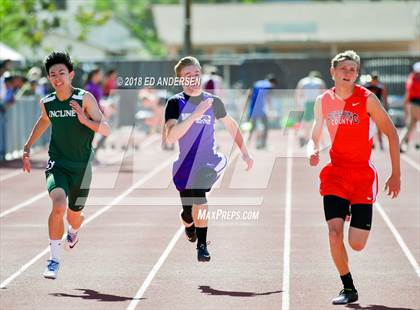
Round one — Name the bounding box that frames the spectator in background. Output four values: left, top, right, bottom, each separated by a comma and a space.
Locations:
247, 74, 277, 149
25, 66, 48, 97
84, 68, 106, 163
84, 68, 103, 104
295, 70, 326, 147
400, 62, 420, 152
0, 60, 13, 160
103, 69, 117, 98
138, 88, 162, 135
26, 66, 42, 81
202, 65, 224, 98
12, 75, 26, 91
364, 72, 388, 150
92, 69, 120, 163
0, 61, 9, 159
18, 78, 39, 97
37, 77, 50, 96
0, 59, 12, 101
19, 66, 42, 98
0, 75, 16, 160
3, 76, 16, 106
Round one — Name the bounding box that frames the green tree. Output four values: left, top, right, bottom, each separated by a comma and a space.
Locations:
0, 0, 110, 50
93, 0, 176, 57
0, 0, 60, 49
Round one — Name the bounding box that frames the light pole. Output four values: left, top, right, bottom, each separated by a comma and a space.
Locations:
183, 0, 192, 55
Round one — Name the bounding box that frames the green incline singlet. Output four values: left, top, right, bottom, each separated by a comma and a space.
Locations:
42, 88, 94, 163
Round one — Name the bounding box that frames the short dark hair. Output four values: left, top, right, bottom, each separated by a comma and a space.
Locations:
85, 68, 101, 85
106, 69, 116, 76
44, 51, 73, 75
4, 76, 14, 84
0, 59, 11, 69
370, 71, 379, 80
266, 74, 277, 85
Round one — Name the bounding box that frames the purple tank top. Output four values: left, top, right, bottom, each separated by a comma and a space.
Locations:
172, 92, 225, 191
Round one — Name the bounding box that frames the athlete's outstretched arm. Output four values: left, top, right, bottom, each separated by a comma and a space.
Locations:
367, 94, 401, 198
69, 92, 111, 137
220, 115, 253, 171
165, 98, 213, 144
308, 96, 323, 166
22, 101, 51, 172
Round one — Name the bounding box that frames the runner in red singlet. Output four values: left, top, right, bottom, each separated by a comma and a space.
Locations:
307, 50, 401, 305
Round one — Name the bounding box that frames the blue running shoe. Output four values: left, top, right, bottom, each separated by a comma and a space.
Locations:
43, 260, 60, 279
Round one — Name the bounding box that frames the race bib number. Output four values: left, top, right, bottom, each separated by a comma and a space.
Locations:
45, 160, 55, 171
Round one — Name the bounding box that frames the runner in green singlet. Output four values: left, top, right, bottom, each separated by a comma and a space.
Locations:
22, 51, 111, 279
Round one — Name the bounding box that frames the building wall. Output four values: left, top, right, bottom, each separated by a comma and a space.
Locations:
170, 41, 417, 57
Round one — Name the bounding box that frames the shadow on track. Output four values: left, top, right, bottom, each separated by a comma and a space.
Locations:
346, 304, 416, 310
50, 288, 145, 302
198, 285, 282, 297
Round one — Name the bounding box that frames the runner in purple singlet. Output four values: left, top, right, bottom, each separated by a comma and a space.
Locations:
163, 56, 253, 262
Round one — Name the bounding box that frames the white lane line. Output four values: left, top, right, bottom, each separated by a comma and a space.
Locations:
126, 226, 184, 310
0, 148, 55, 182
80, 196, 264, 206
82, 158, 174, 227
96, 134, 160, 166
126, 151, 242, 310
0, 134, 161, 219
0, 156, 175, 289
0, 170, 22, 182
0, 248, 51, 289
401, 154, 420, 172
282, 133, 293, 310
375, 201, 420, 278
0, 192, 48, 218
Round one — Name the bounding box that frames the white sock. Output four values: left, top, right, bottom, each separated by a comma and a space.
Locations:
69, 226, 80, 234
49, 239, 61, 262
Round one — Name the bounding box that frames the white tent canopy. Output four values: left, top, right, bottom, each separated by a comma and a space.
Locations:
0, 42, 25, 61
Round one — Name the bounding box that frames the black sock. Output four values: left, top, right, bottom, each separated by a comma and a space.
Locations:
196, 227, 207, 246
340, 273, 356, 291
185, 223, 195, 233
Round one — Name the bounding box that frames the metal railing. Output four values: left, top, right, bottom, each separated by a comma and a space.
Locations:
0, 96, 50, 160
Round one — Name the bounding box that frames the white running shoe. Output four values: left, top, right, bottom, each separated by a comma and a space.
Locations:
43, 260, 60, 279
64, 230, 79, 251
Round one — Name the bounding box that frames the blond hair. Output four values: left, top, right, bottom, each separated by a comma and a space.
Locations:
331, 50, 360, 69
174, 56, 201, 77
